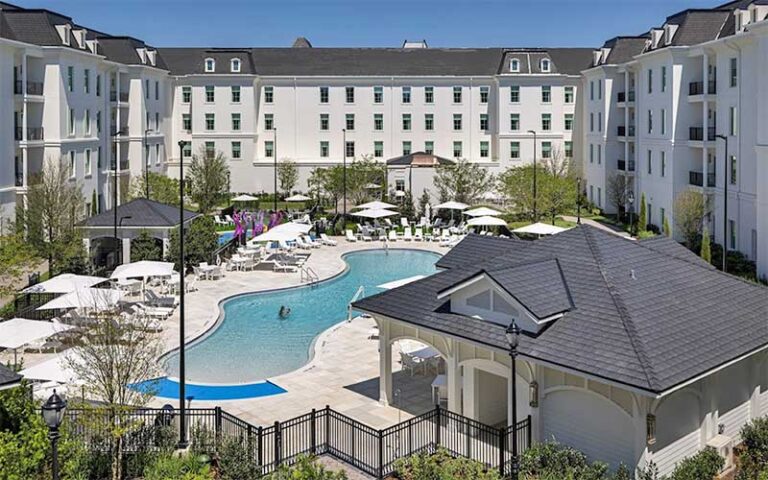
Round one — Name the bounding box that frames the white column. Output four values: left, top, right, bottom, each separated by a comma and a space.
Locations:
530, 365, 541, 443
162, 238, 170, 259
446, 339, 461, 413
122, 238, 131, 264
82, 238, 91, 256
633, 396, 651, 473
378, 318, 392, 406
462, 365, 477, 420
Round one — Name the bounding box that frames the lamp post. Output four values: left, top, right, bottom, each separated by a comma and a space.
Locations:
176, 140, 188, 449
505, 320, 521, 480
628, 191, 635, 236
143, 128, 152, 198
118, 215, 132, 265
527, 130, 538, 221
715, 134, 728, 273
273, 127, 278, 212
42, 390, 67, 480
342, 129, 347, 220
576, 177, 582, 225
111, 129, 125, 268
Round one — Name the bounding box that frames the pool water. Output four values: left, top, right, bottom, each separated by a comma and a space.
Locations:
163, 249, 439, 384
218, 230, 253, 245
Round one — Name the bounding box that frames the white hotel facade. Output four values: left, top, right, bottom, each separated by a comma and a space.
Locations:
0, 0, 767, 277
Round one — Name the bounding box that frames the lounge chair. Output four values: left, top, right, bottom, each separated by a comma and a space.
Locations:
345, 230, 358, 242
320, 233, 338, 246
224, 215, 235, 224
403, 227, 413, 241
145, 290, 178, 308
388, 230, 398, 242
278, 240, 295, 252
360, 229, 372, 242
273, 260, 299, 272
400, 352, 426, 376
132, 303, 174, 319
294, 237, 312, 250
400, 217, 409, 228
303, 235, 321, 248
414, 228, 423, 241
214, 215, 228, 226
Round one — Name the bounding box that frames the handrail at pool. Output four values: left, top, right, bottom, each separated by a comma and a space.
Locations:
348, 285, 366, 322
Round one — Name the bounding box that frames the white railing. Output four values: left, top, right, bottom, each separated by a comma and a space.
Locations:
347, 285, 366, 322
300, 266, 319, 285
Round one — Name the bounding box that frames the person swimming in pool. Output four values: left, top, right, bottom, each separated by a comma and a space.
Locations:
279, 305, 291, 318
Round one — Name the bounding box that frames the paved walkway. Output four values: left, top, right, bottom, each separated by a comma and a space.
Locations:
560, 216, 632, 238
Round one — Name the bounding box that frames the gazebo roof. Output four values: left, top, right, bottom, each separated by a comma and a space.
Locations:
79, 198, 199, 229
386, 152, 455, 167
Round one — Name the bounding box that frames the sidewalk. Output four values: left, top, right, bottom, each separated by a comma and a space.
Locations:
560, 216, 632, 239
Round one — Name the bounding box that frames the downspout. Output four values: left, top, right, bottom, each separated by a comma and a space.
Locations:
724, 39, 742, 251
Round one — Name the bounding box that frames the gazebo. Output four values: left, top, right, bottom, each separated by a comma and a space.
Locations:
78, 198, 199, 269
386, 152, 454, 200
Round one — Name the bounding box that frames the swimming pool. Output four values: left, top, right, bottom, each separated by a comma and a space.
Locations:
163, 249, 439, 384
218, 230, 253, 245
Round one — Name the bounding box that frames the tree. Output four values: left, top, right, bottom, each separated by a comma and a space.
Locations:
498, 154, 577, 222
277, 159, 299, 196
91, 189, 98, 216
638, 193, 647, 233
18, 159, 84, 276
539, 173, 577, 225
606, 174, 629, 220
663, 215, 671, 237
346, 155, 386, 205
188, 147, 230, 213
130, 172, 182, 208
130, 230, 162, 261
498, 164, 536, 219
417, 190, 431, 219
167, 216, 218, 271
65, 299, 164, 480
674, 190, 709, 249
701, 227, 712, 263
433, 159, 495, 204
0, 233, 37, 299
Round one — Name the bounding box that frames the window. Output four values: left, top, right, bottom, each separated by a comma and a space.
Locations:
402, 141, 412, 155
480, 86, 489, 103
661, 66, 667, 92
480, 113, 489, 131
155, 81, 159, 100
541, 113, 551, 131
97, 147, 102, 169
374, 86, 383, 103
590, 144, 594, 163
146, 112, 150, 130
263, 113, 273, 130
205, 113, 215, 130
564, 141, 573, 158
402, 114, 411, 131
542, 141, 552, 159
661, 109, 666, 135
590, 81, 594, 101
155, 112, 159, 130
96, 74, 101, 97
374, 141, 384, 158
96, 111, 102, 133
598, 112, 602, 132
83, 109, 91, 135
345, 113, 355, 131
648, 109, 653, 134
84, 149, 91, 175
647, 69, 653, 94
541, 85, 551, 103
84, 69, 90, 93
424, 141, 434, 154
69, 151, 75, 178
647, 150, 653, 174
145, 79, 149, 99
540, 58, 551, 72
730, 106, 737, 135
730, 155, 737, 184
67, 66, 74, 92
597, 187, 602, 207
480, 141, 489, 158
729, 219, 736, 249
661, 151, 666, 177
320, 114, 329, 131
402, 86, 411, 104
565, 86, 574, 103
510, 113, 520, 131
510, 58, 520, 72
425, 114, 434, 131
232, 141, 241, 159
424, 86, 434, 104
453, 114, 462, 131
204, 58, 215, 72
453, 86, 462, 103
565, 113, 574, 131
231, 86, 240, 103
233, 113, 242, 131
231, 58, 241, 73
182, 86, 191, 103
598, 80, 602, 99
374, 113, 383, 131
510, 85, 520, 103
182, 113, 191, 131
205, 85, 215, 103
320, 86, 329, 103
345, 141, 355, 158
320, 141, 329, 158
510, 141, 520, 159
597, 144, 601, 164
345, 86, 354, 103
265, 141, 274, 157
730, 58, 738, 87
264, 86, 273, 103
660, 207, 666, 227
590, 113, 594, 132
453, 141, 463, 158
395, 179, 405, 192
68, 108, 75, 136
589, 185, 594, 202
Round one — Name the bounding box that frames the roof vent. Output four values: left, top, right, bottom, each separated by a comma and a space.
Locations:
630, 269, 637, 280
292, 37, 312, 48
402, 39, 428, 49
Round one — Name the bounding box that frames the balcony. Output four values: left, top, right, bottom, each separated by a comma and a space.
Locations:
14, 81, 44, 96
617, 91, 635, 103
14, 158, 23, 187
15, 127, 44, 141
688, 81, 717, 96
617, 125, 635, 137
618, 159, 636, 171
689, 126, 716, 141
689, 171, 717, 187
110, 91, 129, 103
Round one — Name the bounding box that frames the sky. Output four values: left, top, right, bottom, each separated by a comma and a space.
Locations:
12, 0, 727, 48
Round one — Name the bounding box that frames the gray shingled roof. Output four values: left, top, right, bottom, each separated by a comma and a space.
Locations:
669, 10, 730, 46
160, 48, 257, 75
603, 37, 648, 65
0, 364, 21, 389
354, 225, 768, 394
80, 198, 198, 228
386, 152, 455, 167
498, 48, 594, 76
435, 233, 523, 269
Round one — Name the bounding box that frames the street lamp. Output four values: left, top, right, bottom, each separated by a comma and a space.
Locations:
715, 134, 728, 273
118, 215, 132, 265
627, 191, 635, 235
527, 130, 538, 221
143, 128, 152, 198
342, 129, 348, 221
576, 178, 582, 225
111, 129, 125, 268
505, 320, 521, 480
41, 390, 67, 480
273, 127, 278, 212
176, 140, 188, 449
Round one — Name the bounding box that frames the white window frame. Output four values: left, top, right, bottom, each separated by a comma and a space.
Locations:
510, 58, 520, 72
231, 58, 241, 73
205, 58, 215, 72
540, 58, 551, 72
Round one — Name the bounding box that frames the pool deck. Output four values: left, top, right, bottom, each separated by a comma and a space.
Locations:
150, 238, 445, 428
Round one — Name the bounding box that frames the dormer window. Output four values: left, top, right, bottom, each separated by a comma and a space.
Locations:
231, 58, 241, 73
540, 58, 551, 73
510, 58, 520, 72
205, 58, 215, 73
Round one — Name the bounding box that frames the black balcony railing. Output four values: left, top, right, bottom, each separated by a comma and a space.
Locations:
13, 80, 21, 94
690, 171, 704, 186
618, 159, 636, 171
689, 81, 717, 96
617, 125, 635, 137
617, 91, 635, 103
707, 172, 716, 187
689, 126, 716, 141
14, 80, 44, 95
12, 127, 42, 141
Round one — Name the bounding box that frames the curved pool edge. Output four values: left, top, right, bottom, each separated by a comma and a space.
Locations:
158, 247, 442, 386
129, 376, 287, 401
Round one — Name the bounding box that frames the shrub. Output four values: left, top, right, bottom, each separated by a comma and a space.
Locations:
520, 441, 609, 480
265, 455, 347, 479
143, 453, 214, 480
215, 436, 261, 480
738, 417, 768, 480
393, 449, 499, 480
667, 447, 723, 480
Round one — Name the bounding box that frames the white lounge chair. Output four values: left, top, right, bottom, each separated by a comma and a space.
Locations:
414, 228, 423, 241
320, 233, 338, 246
224, 215, 235, 225
145, 290, 177, 308
400, 217, 409, 228
400, 352, 426, 376
294, 237, 312, 250
403, 227, 413, 241
214, 215, 228, 226
278, 240, 295, 252
303, 235, 321, 248
388, 230, 398, 242
273, 260, 299, 272
360, 229, 372, 242
345, 229, 357, 242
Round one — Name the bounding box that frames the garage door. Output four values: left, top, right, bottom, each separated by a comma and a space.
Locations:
542, 390, 635, 469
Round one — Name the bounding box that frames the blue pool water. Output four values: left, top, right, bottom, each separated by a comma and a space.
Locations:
131, 377, 286, 400
218, 230, 253, 245
163, 249, 439, 384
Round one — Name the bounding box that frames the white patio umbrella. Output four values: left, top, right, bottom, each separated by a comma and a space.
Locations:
0, 318, 75, 364
37, 288, 122, 311
464, 207, 503, 217
21, 273, 107, 294
285, 194, 311, 202
364, 183, 381, 189
434, 201, 469, 211
353, 208, 399, 219
250, 222, 311, 243
111, 260, 175, 280
19, 351, 82, 384
354, 201, 398, 210
512, 222, 568, 236
232, 194, 259, 202
467, 216, 508, 227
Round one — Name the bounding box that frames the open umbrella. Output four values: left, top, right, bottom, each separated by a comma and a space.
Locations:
434, 201, 469, 211
512, 222, 568, 236
467, 216, 507, 227
21, 273, 107, 294
353, 208, 399, 219
232, 194, 258, 202
464, 207, 502, 217
0, 318, 75, 364
364, 183, 381, 189
19, 351, 83, 384
354, 201, 398, 210
285, 194, 311, 202
37, 288, 123, 311
250, 222, 311, 243
111, 261, 175, 279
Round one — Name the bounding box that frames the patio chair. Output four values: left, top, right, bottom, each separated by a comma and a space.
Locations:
400, 352, 426, 376
360, 229, 373, 242
132, 303, 174, 319
388, 230, 398, 242
320, 233, 338, 246
400, 217, 409, 228
303, 235, 321, 248
273, 260, 299, 272
241, 257, 257, 271
185, 276, 198, 293
345, 230, 358, 242
224, 215, 235, 224
403, 227, 413, 241
145, 290, 177, 308
294, 237, 312, 250
214, 215, 228, 226
414, 228, 424, 241
278, 240, 295, 252
209, 266, 224, 280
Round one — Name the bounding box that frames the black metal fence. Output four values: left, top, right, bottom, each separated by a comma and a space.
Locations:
65, 405, 531, 478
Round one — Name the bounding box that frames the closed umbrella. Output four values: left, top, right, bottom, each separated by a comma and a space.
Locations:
354, 201, 397, 210
424, 203, 432, 222
464, 207, 503, 217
